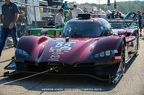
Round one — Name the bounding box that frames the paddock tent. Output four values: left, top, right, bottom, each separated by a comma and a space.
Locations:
12, 0, 41, 24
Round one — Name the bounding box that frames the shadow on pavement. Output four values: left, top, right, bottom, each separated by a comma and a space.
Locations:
0, 74, 116, 92
0, 56, 137, 93
125, 55, 137, 73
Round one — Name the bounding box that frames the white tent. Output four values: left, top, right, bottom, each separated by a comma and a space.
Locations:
11, 0, 41, 24
11, 0, 25, 3
27, 0, 41, 24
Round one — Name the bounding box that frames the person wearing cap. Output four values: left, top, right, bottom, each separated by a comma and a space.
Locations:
64, 10, 69, 23
72, 4, 84, 18
55, 8, 65, 28
137, 10, 142, 37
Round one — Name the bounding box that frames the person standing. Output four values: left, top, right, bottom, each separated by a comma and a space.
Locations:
118, 12, 124, 19
142, 12, 144, 32
137, 10, 142, 37
115, 11, 119, 18
72, 4, 84, 18
64, 10, 70, 23
111, 10, 116, 19
0, 0, 19, 57
55, 8, 65, 28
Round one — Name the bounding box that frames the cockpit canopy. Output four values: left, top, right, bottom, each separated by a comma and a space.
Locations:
62, 20, 102, 37
62, 17, 112, 37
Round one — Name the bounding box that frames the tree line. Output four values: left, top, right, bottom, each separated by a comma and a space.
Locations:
79, 1, 144, 14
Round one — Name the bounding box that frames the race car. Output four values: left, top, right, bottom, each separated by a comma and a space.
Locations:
4, 14, 139, 83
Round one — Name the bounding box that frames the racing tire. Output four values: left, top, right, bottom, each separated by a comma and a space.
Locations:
111, 42, 125, 84
134, 32, 139, 57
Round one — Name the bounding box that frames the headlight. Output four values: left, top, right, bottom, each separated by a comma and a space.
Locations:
100, 51, 104, 57
105, 50, 110, 56
15, 48, 30, 58
90, 50, 118, 59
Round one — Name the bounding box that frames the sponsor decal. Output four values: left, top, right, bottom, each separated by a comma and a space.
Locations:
48, 55, 60, 61
9, 7, 13, 9
49, 48, 54, 52
52, 52, 55, 54
64, 51, 69, 52
55, 49, 64, 54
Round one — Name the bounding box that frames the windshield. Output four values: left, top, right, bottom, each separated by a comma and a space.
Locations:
110, 23, 127, 29
62, 21, 102, 37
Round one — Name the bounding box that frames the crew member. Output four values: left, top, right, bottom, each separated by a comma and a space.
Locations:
55, 8, 65, 28
0, 0, 19, 57
72, 4, 84, 18
64, 10, 70, 23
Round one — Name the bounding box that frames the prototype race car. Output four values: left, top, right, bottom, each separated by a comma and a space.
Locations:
4, 14, 139, 83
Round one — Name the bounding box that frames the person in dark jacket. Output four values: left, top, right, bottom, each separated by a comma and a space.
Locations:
111, 10, 116, 19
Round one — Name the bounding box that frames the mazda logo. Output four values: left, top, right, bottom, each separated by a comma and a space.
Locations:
50, 55, 60, 59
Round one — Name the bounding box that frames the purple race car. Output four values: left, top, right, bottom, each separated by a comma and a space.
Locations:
4, 14, 139, 83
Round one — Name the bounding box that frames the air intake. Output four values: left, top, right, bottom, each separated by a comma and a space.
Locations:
78, 14, 91, 19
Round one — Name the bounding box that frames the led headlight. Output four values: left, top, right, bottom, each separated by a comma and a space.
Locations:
100, 51, 104, 57
15, 48, 30, 58
91, 49, 118, 59
95, 54, 99, 58
105, 50, 111, 56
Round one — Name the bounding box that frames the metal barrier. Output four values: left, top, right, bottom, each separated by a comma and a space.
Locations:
13, 2, 60, 36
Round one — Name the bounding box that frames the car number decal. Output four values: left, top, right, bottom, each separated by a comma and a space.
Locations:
50, 42, 75, 51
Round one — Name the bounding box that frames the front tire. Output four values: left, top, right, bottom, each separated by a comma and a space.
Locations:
111, 42, 125, 83
134, 32, 139, 56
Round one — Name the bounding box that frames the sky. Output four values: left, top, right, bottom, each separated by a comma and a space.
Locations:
65, 0, 140, 4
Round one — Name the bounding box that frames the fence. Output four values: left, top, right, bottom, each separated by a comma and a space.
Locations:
13, 1, 61, 36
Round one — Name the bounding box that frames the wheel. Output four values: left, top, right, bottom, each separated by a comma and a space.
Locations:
111, 42, 125, 84
134, 33, 139, 56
